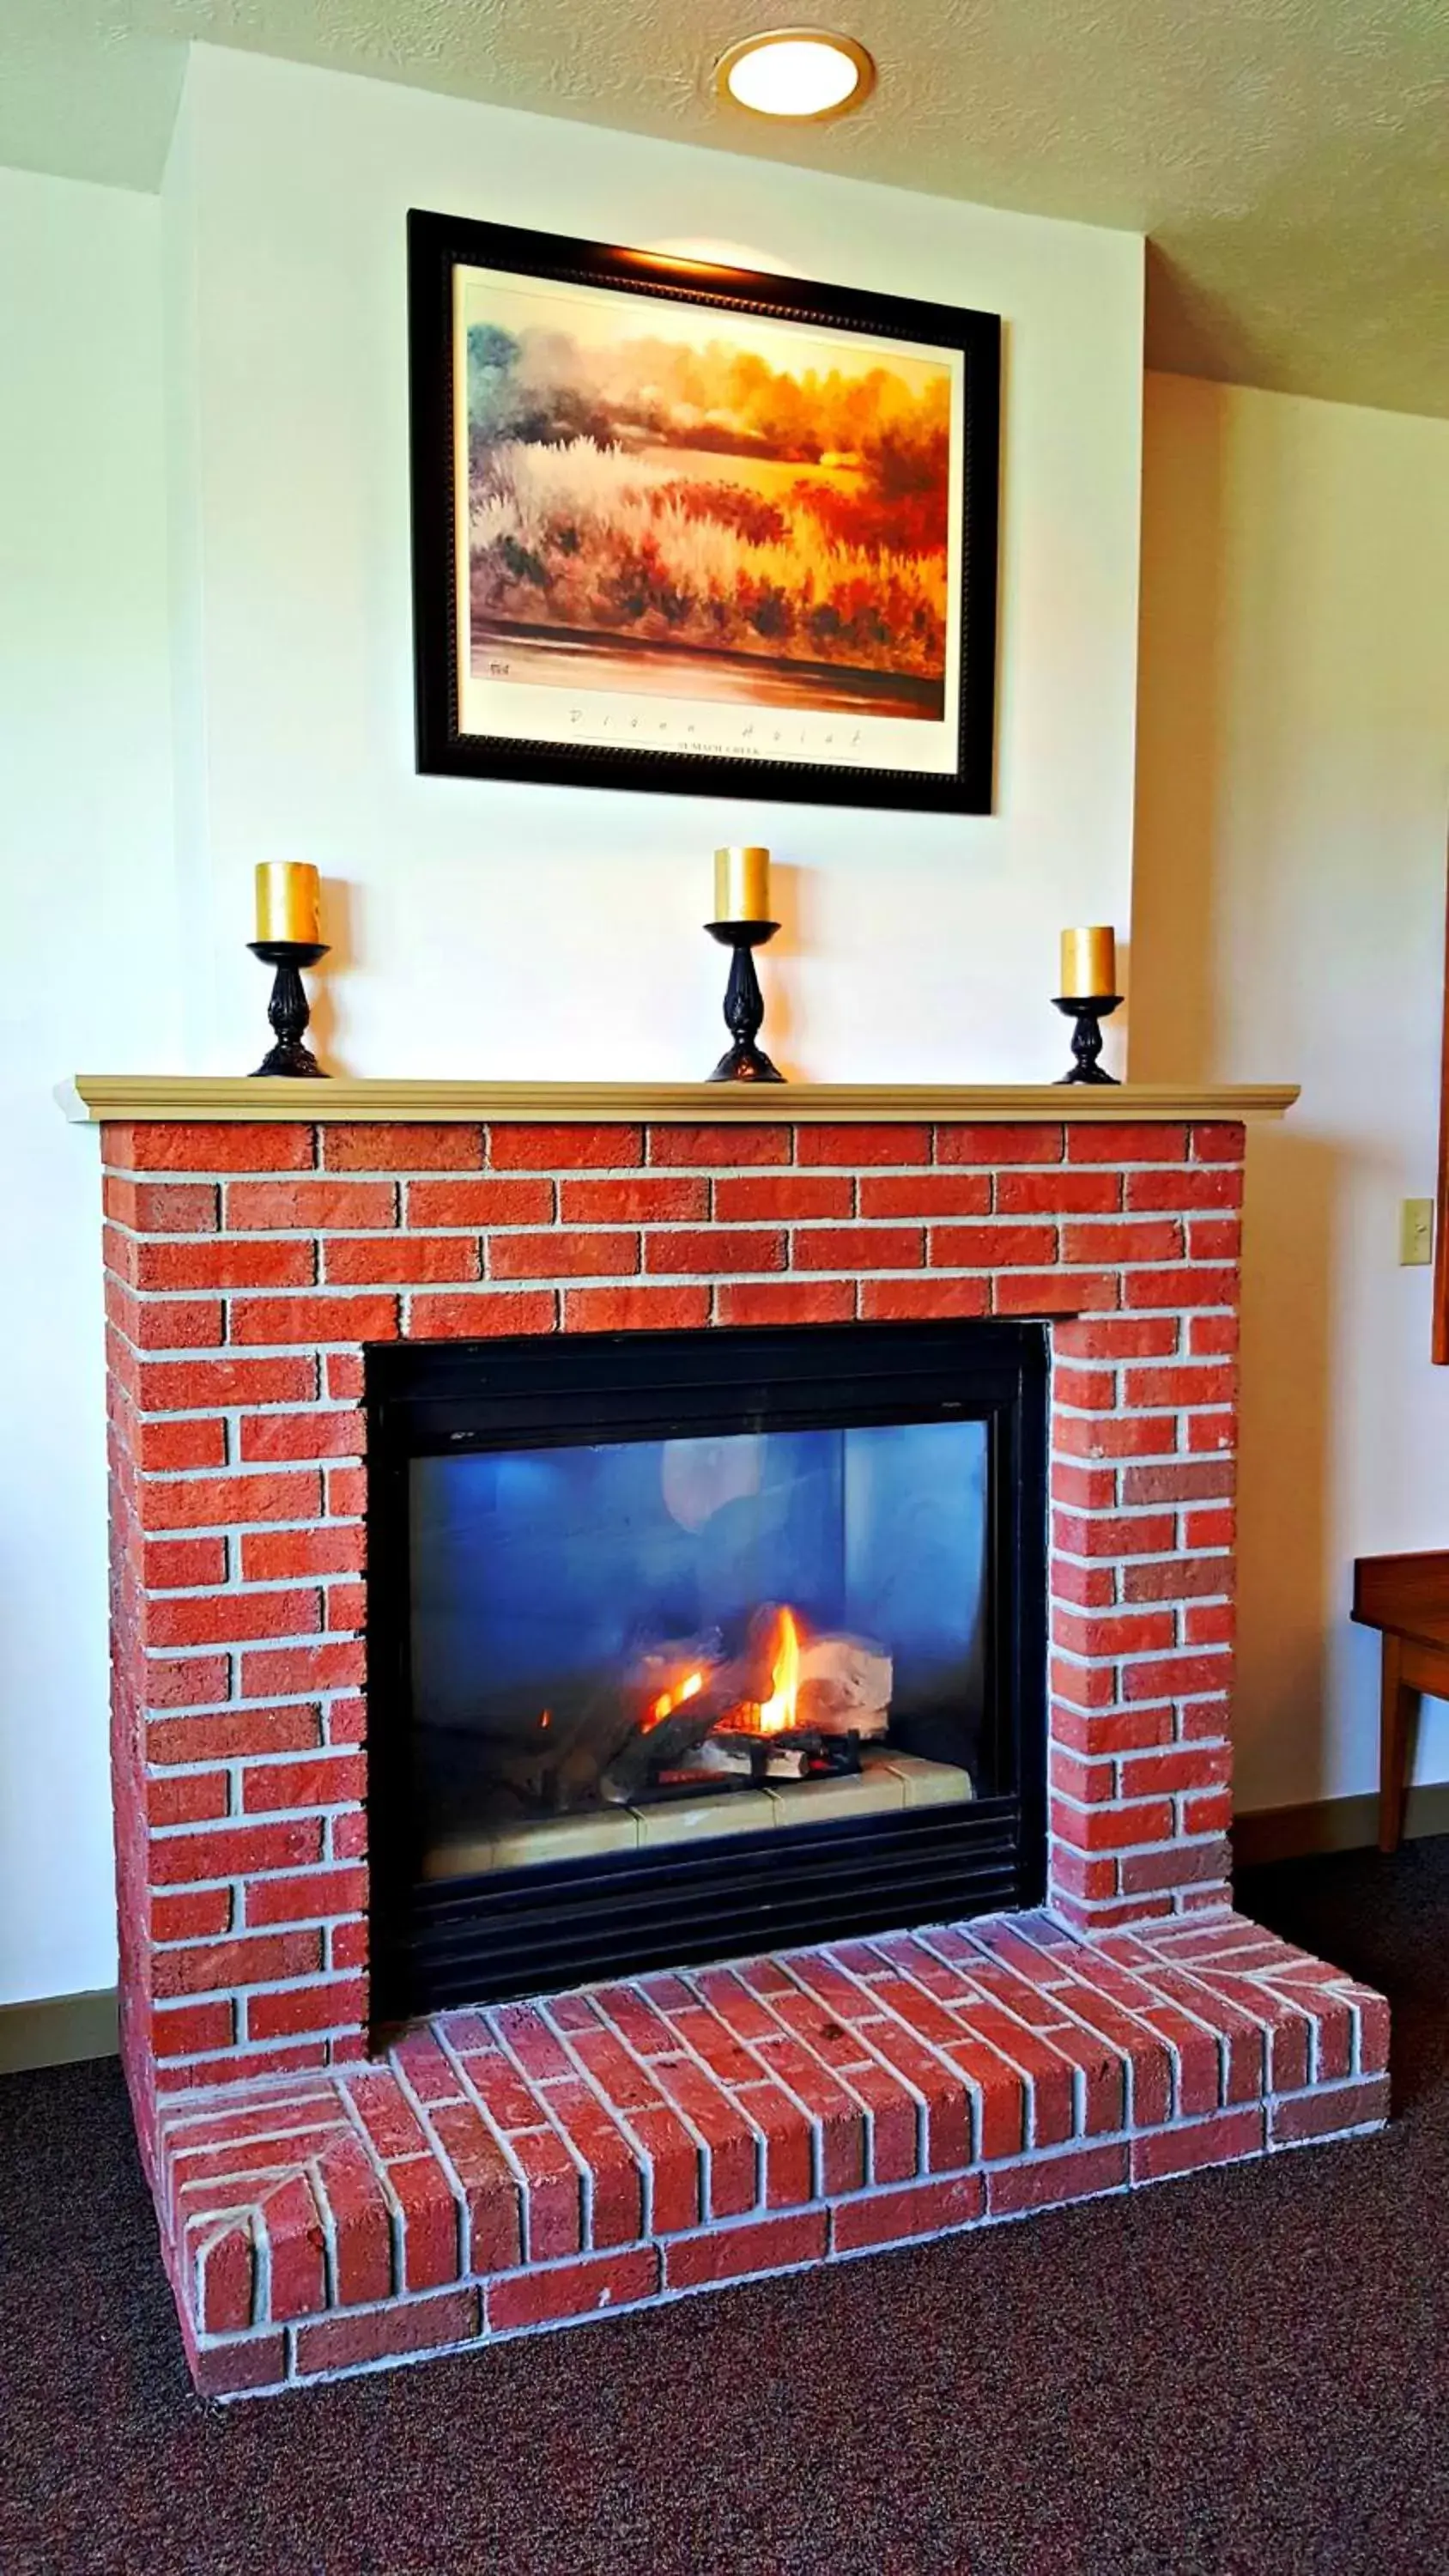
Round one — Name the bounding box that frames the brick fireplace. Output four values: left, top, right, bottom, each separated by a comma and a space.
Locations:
78, 1082, 1388, 2397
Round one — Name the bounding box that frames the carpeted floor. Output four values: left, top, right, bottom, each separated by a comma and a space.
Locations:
3, 1844, 1446, 2576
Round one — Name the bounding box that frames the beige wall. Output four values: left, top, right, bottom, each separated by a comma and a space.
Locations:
1133, 372, 1449, 1815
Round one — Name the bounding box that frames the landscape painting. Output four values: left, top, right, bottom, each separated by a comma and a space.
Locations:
409, 214, 1001, 811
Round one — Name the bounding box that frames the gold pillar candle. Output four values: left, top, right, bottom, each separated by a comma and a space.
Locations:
255, 861, 322, 946
713, 845, 772, 925
1059, 926, 1117, 999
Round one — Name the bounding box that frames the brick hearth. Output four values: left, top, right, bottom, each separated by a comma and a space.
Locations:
88, 1099, 1388, 2395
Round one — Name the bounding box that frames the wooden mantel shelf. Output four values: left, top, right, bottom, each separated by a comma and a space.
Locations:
60, 1077, 1300, 1126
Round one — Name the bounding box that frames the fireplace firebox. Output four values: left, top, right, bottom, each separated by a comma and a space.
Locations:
368, 1319, 1047, 2018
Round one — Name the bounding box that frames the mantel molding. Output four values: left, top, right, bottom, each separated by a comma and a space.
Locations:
60, 1077, 1300, 1127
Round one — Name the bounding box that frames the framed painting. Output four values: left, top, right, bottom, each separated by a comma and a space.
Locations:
407, 210, 1000, 812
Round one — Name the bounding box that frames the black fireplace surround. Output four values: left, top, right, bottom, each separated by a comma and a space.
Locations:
367, 1319, 1048, 2020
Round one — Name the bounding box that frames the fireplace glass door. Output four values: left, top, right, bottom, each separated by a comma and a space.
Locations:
368, 1320, 1046, 2014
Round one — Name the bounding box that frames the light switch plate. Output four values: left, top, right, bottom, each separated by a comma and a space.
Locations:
1400, 1198, 1435, 1266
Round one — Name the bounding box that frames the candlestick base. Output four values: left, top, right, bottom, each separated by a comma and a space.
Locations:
248, 940, 330, 1078
705, 920, 785, 1084
1052, 994, 1122, 1085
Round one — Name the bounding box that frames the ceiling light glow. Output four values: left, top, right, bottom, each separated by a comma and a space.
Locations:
716, 29, 876, 121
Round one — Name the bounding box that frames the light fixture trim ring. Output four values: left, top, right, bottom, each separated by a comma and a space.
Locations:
714, 27, 878, 122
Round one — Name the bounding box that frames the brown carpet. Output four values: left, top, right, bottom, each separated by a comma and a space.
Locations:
2, 1843, 1446, 2576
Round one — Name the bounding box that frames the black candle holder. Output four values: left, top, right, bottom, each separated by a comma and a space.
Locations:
1052, 993, 1122, 1085
705, 920, 785, 1084
247, 940, 330, 1078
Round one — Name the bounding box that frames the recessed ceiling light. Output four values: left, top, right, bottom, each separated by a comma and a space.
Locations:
715, 28, 876, 122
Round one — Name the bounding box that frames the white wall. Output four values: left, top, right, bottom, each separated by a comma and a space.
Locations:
0, 167, 177, 2004
165, 46, 1146, 1086
1133, 373, 1449, 1814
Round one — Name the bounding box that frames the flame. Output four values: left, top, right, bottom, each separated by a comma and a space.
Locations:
645, 1668, 705, 1733
755, 1607, 800, 1736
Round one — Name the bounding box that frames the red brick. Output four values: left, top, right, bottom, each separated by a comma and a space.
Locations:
1052, 1795, 1174, 1850
1053, 1509, 1177, 1560
1052, 1560, 1118, 1609
1122, 1649, 1231, 1700
997, 1170, 1121, 1214
1052, 1607, 1175, 1659
240, 1640, 366, 1698
140, 1468, 322, 1533
714, 1275, 864, 1329
1118, 1838, 1231, 1895
1052, 1706, 1174, 1756
993, 1271, 1118, 1315
152, 1887, 233, 1941
1187, 1411, 1236, 1454
130, 1238, 318, 1292
294, 2287, 480, 2377
794, 1224, 922, 1271
147, 1771, 229, 1827
797, 1124, 930, 1165
104, 1177, 219, 1232
425, 2102, 524, 2273
239, 1410, 364, 1464
243, 1528, 362, 1584
231, 1294, 399, 1346
1270, 2078, 1389, 2144
561, 1176, 709, 1223
1185, 1603, 1236, 1646
134, 1418, 227, 1472
934, 1222, 1058, 1268
1188, 1217, 1242, 1261
1189, 1313, 1240, 1357
646, 1125, 790, 1167
322, 1123, 485, 1172
152, 1929, 321, 2001
1053, 1316, 1179, 1360
831, 2172, 984, 2252
149, 1588, 321, 1649
105, 1122, 315, 1173
325, 1582, 366, 1631
142, 1535, 227, 1591
190, 2332, 288, 2398
563, 1285, 711, 1333
487, 2246, 659, 2330
106, 1284, 223, 1350
407, 1290, 557, 1340
717, 1173, 855, 1220
1125, 1267, 1239, 1311
242, 1754, 366, 1814
1050, 1846, 1118, 1901
152, 1999, 234, 2057
1122, 1558, 1234, 1605
326, 1353, 363, 1400
1184, 1788, 1234, 1833
244, 1866, 367, 1927
149, 1705, 323, 1765
645, 1228, 785, 1274
142, 1654, 230, 1710
406, 1177, 554, 1228
1049, 1748, 1114, 1803
1050, 1656, 1120, 1711
323, 1236, 479, 1285
859, 1278, 990, 1321
1124, 1363, 1236, 1410
1123, 1461, 1234, 1504
985, 2140, 1129, 2216
327, 1464, 367, 1516
1185, 1505, 1235, 1548
1120, 1744, 1232, 1797
1126, 1165, 1243, 1212
1061, 1220, 1185, 1265
489, 1123, 642, 1169
1066, 1124, 1188, 1163
1053, 1412, 1178, 1461
247, 1979, 365, 2041
138, 1356, 316, 1413
1191, 1122, 1246, 1163
1052, 1462, 1119, 1510
489, 1229, 638, 1280
1053, 1364, 1118, 1413
1131, 2105, 1264, 2180
936, 1124, 1063, 1165
151, 1817, 324, 1886
226, 1181, 397, 1231
664, 2210, 827, 2289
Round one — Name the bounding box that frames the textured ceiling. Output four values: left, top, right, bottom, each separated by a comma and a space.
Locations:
3, 0, 1446, 416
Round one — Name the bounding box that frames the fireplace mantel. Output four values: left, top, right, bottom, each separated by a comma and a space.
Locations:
62, 1076, 1300, 1126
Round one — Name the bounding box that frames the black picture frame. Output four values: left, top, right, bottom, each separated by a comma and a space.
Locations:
407, 208, 1001, 814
